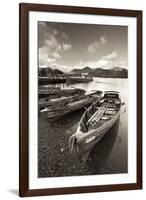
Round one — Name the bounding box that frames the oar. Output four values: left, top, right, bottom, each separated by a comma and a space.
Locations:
86, 102, 108, 125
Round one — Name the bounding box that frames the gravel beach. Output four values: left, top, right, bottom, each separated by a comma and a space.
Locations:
38, 110, 127, 178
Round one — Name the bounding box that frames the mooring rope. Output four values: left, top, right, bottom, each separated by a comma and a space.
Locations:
69, 134, 76, 152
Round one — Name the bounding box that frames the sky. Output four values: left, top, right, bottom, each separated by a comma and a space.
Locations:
38, 21, 128, 72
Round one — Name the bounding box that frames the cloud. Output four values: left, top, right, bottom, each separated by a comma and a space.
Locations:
52, 52, 61, 59
100, 36, 107, 45
92, 51, 118, 69
88, 36, 107, 53
47, 57, 56, 63
75, 51, 119, 69
115, 60, 128, 69
38, 22, 72, 66
53, 29, 59, 36
98, 59, 109, 66
63, 43, 72, 51
61, 32, 69, 41
74, 60, 106, 69
102, 51, 118, 60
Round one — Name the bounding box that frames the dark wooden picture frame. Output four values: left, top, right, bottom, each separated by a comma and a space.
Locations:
19, 3, 142, 197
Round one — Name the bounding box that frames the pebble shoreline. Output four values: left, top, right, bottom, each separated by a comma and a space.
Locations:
38, 111, 127, 178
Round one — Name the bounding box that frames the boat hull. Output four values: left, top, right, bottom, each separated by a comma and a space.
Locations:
74, 111, 120, 162
41, 96, 98, 121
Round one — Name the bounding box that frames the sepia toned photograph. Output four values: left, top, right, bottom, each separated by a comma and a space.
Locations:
19, 4, 142, 196
38, 21, 128, 178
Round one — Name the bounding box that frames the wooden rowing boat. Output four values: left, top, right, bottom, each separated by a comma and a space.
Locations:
69, 91, 122, 163
39, 94, 86, 110
40, 91, 102, 121
39, 87, 86, 98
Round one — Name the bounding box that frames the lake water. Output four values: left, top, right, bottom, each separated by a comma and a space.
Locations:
38, 78, 128, 177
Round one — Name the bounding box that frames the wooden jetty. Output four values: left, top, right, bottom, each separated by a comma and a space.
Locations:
39, 75, 93, 85
66, 76, 93, 84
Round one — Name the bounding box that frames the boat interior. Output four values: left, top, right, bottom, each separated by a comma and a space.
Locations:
79, 93, 121, 133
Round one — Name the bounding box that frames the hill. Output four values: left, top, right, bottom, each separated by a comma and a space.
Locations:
38, 66, 64, 76
71, 66, 128, 78
71, 66, 93, 74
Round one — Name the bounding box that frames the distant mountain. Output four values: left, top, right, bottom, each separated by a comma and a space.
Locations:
71, 66, 128, 78
71, 66, 93, 74
53, 69, 64, 74
110, 67, 124, 71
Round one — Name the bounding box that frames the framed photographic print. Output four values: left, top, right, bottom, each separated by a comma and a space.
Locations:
19, 3, 142, 197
